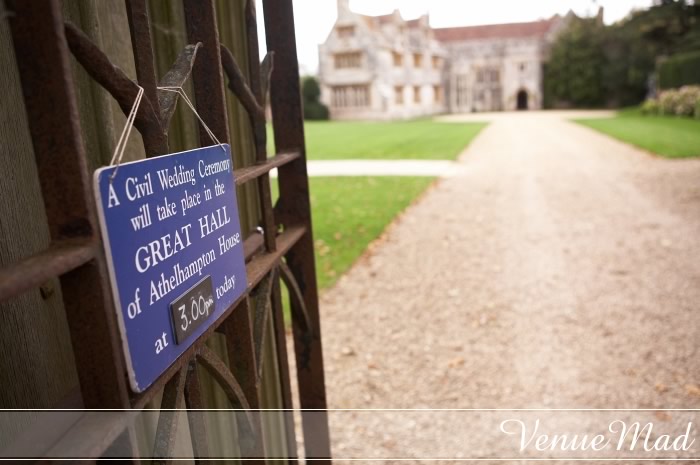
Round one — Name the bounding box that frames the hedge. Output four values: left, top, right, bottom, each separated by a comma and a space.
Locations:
658, 51, 700, 90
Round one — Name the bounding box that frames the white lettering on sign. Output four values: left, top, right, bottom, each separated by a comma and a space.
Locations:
108, 183, 121, 208
199, 158, 230, 178
127, 287, 142, 319
218, 232, 241, 255
156, 196, 177, 221
198, 206, 231, 238
156, 165, 196, 189
135, 224, 193, 273
216, 274, 236, 299
149, 249, 217, 305
125, 173, 154, 201
154, 332, 169, 354
181, 190, 202, 216
130, 203, 152, 231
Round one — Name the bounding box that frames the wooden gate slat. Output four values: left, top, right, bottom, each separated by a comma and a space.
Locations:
8, 0, 132, 411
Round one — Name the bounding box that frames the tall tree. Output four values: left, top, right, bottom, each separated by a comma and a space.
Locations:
545, 0, 700, 107
301, 76, 329, 120
544, 17, 607, 107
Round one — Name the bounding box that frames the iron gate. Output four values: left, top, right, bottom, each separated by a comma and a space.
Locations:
0, 0, 331, 461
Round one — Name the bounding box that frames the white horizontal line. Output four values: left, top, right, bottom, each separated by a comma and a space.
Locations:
12, 459, 700, 462
2, 408, 699, 411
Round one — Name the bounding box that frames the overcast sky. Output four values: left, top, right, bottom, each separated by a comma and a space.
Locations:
256, 0, 654, 74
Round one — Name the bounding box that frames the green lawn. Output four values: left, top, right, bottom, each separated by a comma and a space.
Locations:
274, 176, 434, 291
269, 121, 486, 160
575, 111, 700, 158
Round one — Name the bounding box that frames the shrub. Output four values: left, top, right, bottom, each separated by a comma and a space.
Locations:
644, 85, 700, 118
302, 76, 321, 103
640, 98, 660, 115
301, 76, 329, 120
658, 90, 680, 115
303, 101, 330, 120
676, 86, 700, 117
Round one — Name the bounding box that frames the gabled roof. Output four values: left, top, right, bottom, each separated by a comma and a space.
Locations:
376, 13, 396, 25
433, 17, 558, 42
357, 12, 402, 29
357, 14, 378, 29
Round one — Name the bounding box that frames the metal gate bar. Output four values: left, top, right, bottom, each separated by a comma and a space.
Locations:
263, 0, 332, 461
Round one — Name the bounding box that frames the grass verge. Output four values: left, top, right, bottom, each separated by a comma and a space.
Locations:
269, 121, 486, 160
273, 176, 435, 291
575, 111, 700, 158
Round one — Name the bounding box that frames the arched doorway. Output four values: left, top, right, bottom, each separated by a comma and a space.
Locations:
516, 89, 528, 110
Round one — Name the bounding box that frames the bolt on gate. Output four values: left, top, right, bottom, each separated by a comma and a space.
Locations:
0, 0, 331, 461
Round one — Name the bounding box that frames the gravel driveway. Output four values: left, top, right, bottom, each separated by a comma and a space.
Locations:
299, 112, 700, 462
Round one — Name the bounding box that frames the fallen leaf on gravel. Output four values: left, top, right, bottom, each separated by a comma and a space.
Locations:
655, 411, 672, 421
655, 382, 669, 394
382, 438, 397, 449
367, 361, 379, 369
341, 347, 356, 356
684, 384, 700, 397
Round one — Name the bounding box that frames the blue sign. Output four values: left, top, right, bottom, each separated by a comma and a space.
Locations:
94, 144, 247, 392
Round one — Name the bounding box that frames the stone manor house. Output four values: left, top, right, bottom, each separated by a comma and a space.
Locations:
318, 0, 569, 119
